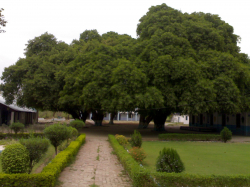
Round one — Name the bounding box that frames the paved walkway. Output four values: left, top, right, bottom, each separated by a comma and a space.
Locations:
57, 137, 132, 187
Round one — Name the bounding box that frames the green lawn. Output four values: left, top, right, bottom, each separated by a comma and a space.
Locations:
142, 141, 250, 175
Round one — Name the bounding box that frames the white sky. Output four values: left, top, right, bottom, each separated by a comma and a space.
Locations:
0, 0, 249, 79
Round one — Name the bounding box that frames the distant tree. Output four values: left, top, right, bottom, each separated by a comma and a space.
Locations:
0, 8, 7, 33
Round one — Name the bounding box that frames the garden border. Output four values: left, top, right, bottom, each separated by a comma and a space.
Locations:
0, 134, 86, 187
109, 134, 250, 187
158, 133, 221, 141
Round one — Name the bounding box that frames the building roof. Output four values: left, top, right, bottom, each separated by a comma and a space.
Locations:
0, 95, 36, 113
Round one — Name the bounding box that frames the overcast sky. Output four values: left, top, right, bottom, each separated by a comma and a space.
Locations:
1, 0, 249, 79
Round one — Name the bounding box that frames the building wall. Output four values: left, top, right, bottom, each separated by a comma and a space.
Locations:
189, 112, 250, 135
102, 112, 140, 121
171, 115, 189, 124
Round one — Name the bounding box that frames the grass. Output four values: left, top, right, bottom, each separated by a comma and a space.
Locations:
142, 141, 250, 175
30, 144, 55, 173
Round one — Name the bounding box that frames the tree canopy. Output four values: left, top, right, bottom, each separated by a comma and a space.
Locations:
0, 8, 7, 33
1, 4, 250, 130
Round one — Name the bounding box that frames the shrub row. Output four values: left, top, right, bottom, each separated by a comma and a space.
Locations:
0, 134, 86, 187
108, 134, 156, 187
158, 133, 221, 141
0, 132, 44, 140
152, 173, 250, 187
110, 134, 250, 187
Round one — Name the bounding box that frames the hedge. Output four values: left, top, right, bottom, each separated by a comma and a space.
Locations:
0, 134, 86, 187
108, 134, 156, 187
158, 133, 221, 141
0, 133, 44, 140
110, 134, 250, 187
152, 173, 250, 187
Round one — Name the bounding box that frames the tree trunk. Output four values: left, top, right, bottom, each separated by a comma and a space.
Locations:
153, 110, 168, 131
144, 115, 153, 128
68, 110, 79, 120
81, 111, 89, 123
138, 115, 153, 129
109, 112, 116, 125
92, 111, 104, 126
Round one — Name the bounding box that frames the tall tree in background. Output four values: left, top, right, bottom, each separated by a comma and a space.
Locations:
136, 4, 250, 130
0, 8, 7, 33
0, 32, 83, 119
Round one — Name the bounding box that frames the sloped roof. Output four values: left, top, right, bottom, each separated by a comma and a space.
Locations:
0, 95, 36, 113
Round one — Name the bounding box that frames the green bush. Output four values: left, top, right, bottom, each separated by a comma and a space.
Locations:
69, 119, 85, 130
9, 122, 25, 134
0, 133, 44, 140
108, 135, 155, 187
43, 123, 71, 154
0, 134, 86, 187
20, 137, 50, 173
220, 127, 232, 143
1, 143, 29, 174
129, 147, 147, 163
109, 135, 250, 187
156, 147, 185, 173
158, 133, 221, 141
67, 126, 78, 139
115, 134, 129, 147
130, 130, 142, 148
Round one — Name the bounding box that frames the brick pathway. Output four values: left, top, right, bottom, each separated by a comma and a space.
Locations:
57, 137, 132, 187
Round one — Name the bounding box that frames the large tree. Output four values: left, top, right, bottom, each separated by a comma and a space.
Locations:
136, 4, 250, 130
0, 8, 7, 33
0, 32, 83, 119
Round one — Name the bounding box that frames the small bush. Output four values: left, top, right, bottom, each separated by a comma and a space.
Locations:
10, 122, 25, 134
220, 127, 232, 143
130, 130, 142, 148
69, 119, 85, 130
115, 134, 129, 147
1, 143, 29, 174
156, 147, 185, 173
67, 126, 78, 139
129, 147, 147, 163
43, 123, 71, 155
20, 137, 50, 173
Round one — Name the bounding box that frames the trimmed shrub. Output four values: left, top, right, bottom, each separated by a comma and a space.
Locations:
69, 119, 85, 130
43, 123, 71, 155
20, 137, 50, 173
108, 135, 155, 187
0, 134, 86, 187
109, 134, 250, 187
0, 133, 44, 140
130, 130, 142, 148
9, 122, 25, 134
129, 147, 147, 163
1, 143, 29, 174
158, 133, 221, 141
156, 147, 185, 173
220, 127, 232, 143
67, 126, 78, 139
115, 134, 129, 147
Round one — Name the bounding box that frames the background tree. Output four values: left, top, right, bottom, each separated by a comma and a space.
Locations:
0, 8, 7, 33
136, 4, 250, 130
0, 32, 84, 119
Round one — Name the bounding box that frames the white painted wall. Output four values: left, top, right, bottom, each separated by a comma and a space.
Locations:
171, 114, 189, 124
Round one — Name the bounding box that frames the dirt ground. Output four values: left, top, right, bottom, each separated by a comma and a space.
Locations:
80, 120, 250, 143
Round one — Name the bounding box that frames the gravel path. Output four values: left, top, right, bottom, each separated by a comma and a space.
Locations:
57, 136, 132, 187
